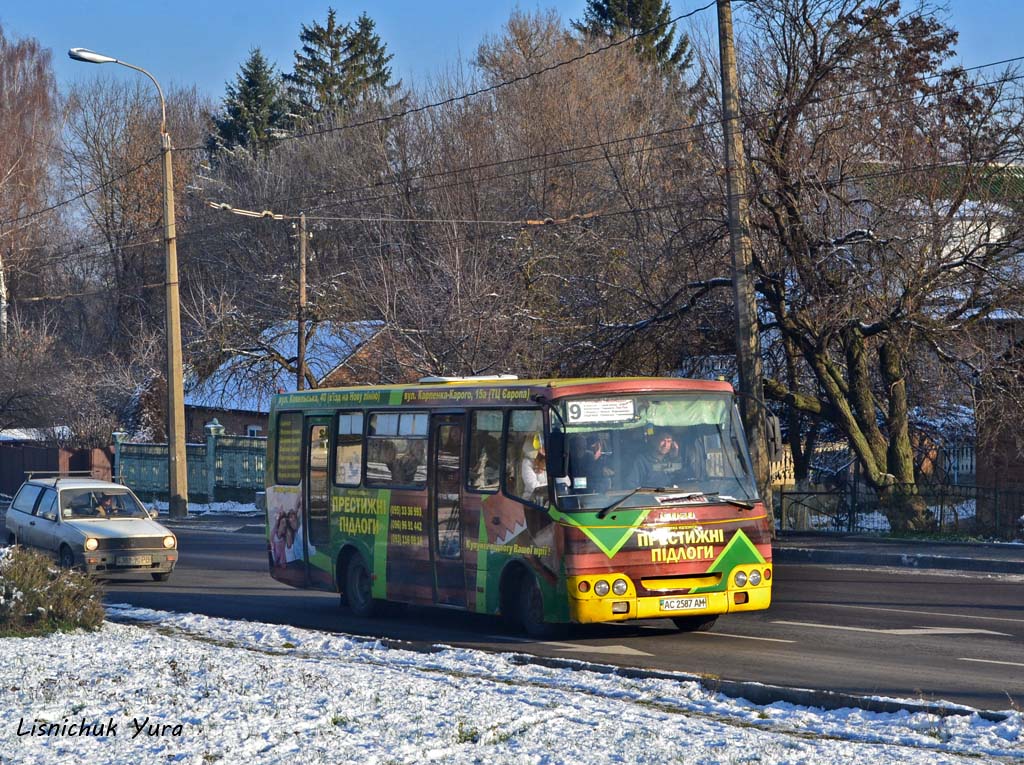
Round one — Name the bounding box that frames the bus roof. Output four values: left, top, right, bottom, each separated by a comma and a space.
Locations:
270, 377, 735, 412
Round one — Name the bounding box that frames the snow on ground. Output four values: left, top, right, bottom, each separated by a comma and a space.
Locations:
151, 499, 261, 516
1, 606, 1020, 764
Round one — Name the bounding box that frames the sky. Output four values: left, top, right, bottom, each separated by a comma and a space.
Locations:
0, 602, 1020, 764
1, 1, 1023, 105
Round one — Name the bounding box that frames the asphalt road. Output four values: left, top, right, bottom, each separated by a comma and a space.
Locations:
102, 527, 1024, 713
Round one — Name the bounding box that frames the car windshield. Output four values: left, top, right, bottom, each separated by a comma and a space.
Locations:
548, 392, 759, 512
60, 489, 150, 519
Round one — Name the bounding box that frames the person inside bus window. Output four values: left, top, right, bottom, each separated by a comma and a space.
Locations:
625, 428, 680, 487
519, 434, 547, 500
471, 435, 500, 490
570, 434, 613, 493
391, 439, 424, 484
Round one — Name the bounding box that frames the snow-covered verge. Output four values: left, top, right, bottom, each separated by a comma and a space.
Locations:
0, 605, 1020, 764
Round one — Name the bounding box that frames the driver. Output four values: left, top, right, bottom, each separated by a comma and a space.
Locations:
625, 428, 680, 487
96, 493, 116, 517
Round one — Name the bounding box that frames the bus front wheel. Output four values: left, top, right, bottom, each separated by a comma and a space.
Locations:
672, 615, 717, 632
345, 554, 376, 618
518, 572, 563, 640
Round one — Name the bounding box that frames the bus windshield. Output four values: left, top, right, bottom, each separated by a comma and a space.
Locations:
549, 392, 758, 512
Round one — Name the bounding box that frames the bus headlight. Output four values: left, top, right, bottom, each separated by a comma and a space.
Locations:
748, 570, 762, 586
594, 580, 610, 596
734, 571, 748, 587
84, 538, 99, 552
163, 535, 177, 549
612, 578, 628, 596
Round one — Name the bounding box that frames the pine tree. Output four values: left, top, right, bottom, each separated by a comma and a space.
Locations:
211, 49, 288, 155
341, 13, 399, 101
574, 0, 694, 73
283, 7, 350, 117
284, 9, 399, 123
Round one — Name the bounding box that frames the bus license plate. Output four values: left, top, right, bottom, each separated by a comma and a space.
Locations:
660, 597, 707, 612
117, 555, 152, 567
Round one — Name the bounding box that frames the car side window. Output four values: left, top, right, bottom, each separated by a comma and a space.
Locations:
11, 484, 43, 514
35, 490, 58, 520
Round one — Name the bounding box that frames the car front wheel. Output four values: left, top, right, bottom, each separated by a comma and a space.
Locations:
58, 545, 76, 570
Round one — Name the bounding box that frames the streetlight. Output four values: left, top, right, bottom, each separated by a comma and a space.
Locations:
69, 47, 189, 518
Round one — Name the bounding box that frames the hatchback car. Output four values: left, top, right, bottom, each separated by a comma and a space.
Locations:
4, 477, 178, 580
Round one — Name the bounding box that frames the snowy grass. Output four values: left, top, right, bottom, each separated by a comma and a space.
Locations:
0, 605, 1020, 764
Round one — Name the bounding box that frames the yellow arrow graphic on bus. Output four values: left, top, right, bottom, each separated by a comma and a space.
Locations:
549, 507, 653, 559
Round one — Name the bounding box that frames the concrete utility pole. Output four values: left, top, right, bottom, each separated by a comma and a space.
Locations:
716, 2, 772, 516
296, 213, 308, 391
69, 47, 189, 518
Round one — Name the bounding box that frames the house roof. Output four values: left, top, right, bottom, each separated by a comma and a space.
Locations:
186, 321, 382, 414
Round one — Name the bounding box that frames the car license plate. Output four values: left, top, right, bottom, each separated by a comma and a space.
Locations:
660, 597, 707, 612
116, 555, 152, 567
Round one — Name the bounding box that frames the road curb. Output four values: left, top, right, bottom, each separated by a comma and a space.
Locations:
774, 546, 1023, 573
503, 653, 1011, 722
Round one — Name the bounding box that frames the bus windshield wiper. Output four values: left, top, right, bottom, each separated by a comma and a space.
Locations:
717, 494, 755, 510
595, 487, 667, 519
664, 490, 754, 510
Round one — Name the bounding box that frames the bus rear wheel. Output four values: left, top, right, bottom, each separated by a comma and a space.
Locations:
672, 615, 718, 632
346, 554, 376, 618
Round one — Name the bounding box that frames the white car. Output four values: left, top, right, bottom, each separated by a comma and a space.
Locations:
4, 477, 178, 581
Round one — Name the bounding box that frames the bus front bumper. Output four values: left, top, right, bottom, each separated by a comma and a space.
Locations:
567, 575, 772, 624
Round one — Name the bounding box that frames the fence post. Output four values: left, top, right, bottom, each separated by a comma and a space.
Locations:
205, 419, 225, 504
112, 431, 127, 482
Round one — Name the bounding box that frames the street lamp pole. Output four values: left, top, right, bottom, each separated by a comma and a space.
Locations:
69, 48, 189, 518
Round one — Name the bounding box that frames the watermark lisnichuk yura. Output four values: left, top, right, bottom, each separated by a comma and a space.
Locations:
17, 716, 185, 739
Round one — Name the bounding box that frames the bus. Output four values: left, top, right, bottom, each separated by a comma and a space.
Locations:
265, 376, 772, 636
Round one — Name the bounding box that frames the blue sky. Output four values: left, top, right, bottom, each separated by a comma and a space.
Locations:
2, 1, 1022, 102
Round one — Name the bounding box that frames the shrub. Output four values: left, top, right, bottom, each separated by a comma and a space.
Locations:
0, 546, 105, 636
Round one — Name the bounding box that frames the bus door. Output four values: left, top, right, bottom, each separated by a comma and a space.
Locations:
430, 414, 467, 607
301, 416, 332, 588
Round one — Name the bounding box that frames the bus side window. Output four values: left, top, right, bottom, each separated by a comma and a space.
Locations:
468, 410, 502, 493
366, 411, 428, 487
275, 412, 303, 486
505, 409, 546, 503
334, 411, 364, 486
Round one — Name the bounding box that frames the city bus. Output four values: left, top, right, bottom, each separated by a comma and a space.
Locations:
265, 376, 772, 636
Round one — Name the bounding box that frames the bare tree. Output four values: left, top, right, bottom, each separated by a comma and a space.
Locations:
61, 76, 210, 356
0, 25, 57, 347
692, 0, 1024, 530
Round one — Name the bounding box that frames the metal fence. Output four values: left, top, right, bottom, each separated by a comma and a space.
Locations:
115, 424, 266, 504
778, 482, 1024, 539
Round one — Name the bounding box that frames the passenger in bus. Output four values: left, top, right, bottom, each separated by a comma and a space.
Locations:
570, 435, 613, 493
519, 435, 547, 500
471, 435, 500, 490
625, 428, 681, 487
391, 440, 424, 484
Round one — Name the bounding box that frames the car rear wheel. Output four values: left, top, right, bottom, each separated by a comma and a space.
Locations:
58, 545, 76, 570
672, 615, 718, 632
152, 572, 171, 582
345, 554, 376, 617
